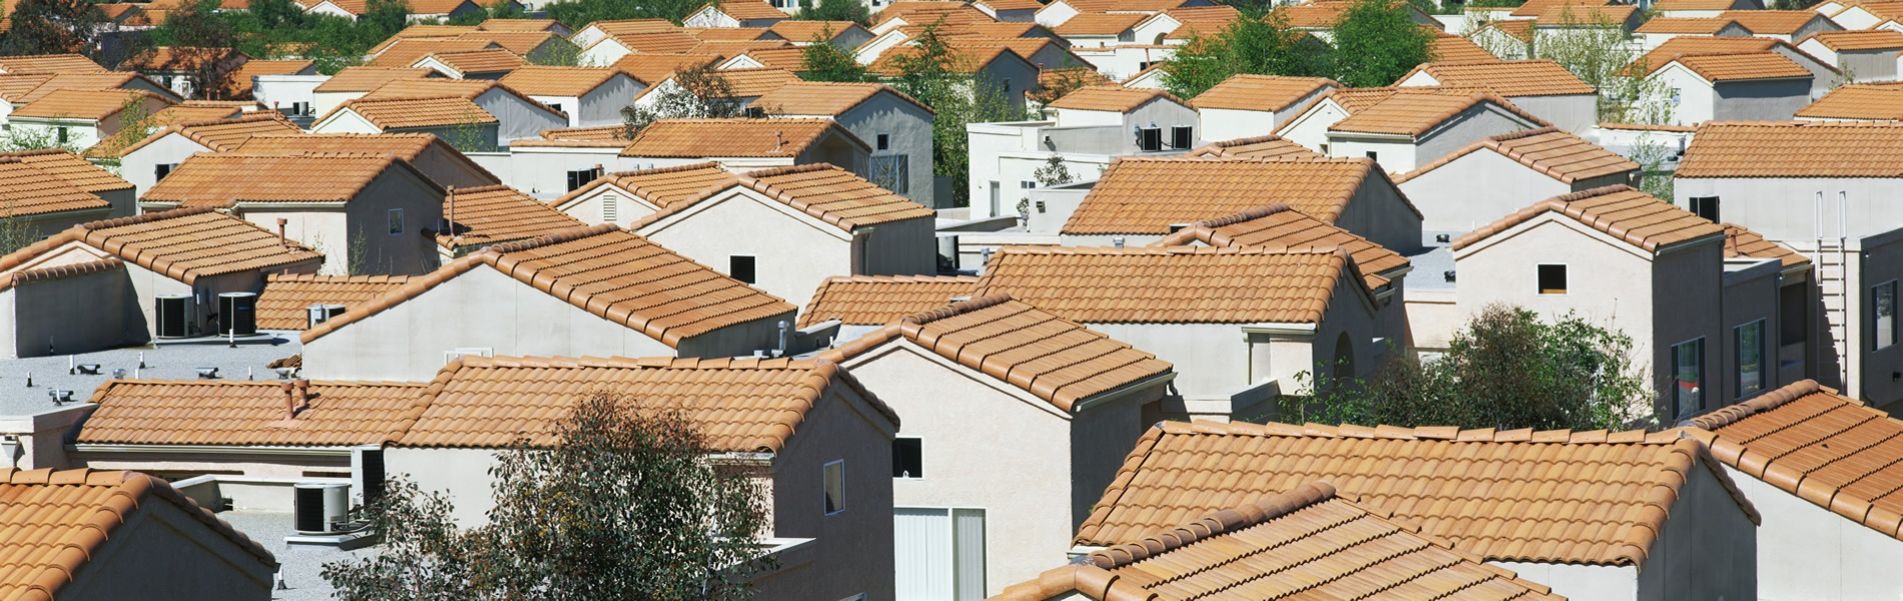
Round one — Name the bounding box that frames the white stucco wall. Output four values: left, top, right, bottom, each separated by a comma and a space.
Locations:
1399, 148, 1585, 233
1726, 464, 1903, 601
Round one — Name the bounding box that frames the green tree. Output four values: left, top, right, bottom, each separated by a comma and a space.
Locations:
322, 393, 772, 600
795, 0, 870, 24
251, 0, 306, 30
0, 0, 106, 57
799, 28, 869, 81
362, 0, 412, 39
1160, 14, 1326, 98
544, 0, 702, 29
1284, 305, 1653, 430
1329, 0, 1434, 87
891, 21, 1029, 207
1536, 8, 1673, 123
620, 60, 742, 135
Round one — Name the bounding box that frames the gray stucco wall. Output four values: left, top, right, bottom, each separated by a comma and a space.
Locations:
1334, 170, 1425, 254
1651, 242, 1725, 420
757, 383, 897, 601
1414, 106, 1539, 170
1720, 260, 1784, 406
840, 93, 938, 209
61, 497, 276, 601
1399, 148, 1578, 233
1633, 459, 1757, 601
1504, 94, 1597, 133
1839, 49, 1900, 82
8, 266, 142, 359
1712, 78, 1811, 122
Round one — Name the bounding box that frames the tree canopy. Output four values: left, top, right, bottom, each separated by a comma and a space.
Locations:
0, 0, 106, 57
544, 0, 701, 29
1161, 14, 1327, 98
889, 21, 1027, 207
794, 0, 870, 25
799, 28, 871, 82
138, 0, 411, 74
1329, 0, 1435, 87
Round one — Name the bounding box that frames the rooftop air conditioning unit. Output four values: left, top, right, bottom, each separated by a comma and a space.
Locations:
155, 295, 195, 338
293, 482, 351, 535
307, 304, 346, 329
219, 292, 258, 336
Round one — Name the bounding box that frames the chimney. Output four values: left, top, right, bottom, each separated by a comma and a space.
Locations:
282, 380, 296, 417
285, 379, 311, 418
772, 131, 785, 153
276, 218, 288, 247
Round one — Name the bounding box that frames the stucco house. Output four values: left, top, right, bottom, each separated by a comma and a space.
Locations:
1071, 421, 1760, 601
1186, 134, 1322, 159
1629, 36, 1844, 102
751, 82, 938, 208
1396, 126, 1639, 232
7, 89, 174, 151
869, 45, 1040, 110
973, 0, 1041, 21
435, 184, 585, 260
1796, 30, 1903, 82
975, 245, 1392, 422
0, 468, 278, 600
0, 71, 180, 127
496, 66, 644, 127
0, 208, 323, 356
229, 133, 502, 191
1688, 380, 1903, 601
1189, 74, 1338, 142
355, 78, 570, 146
1648, 52, 1815, 125
1722, 9, 1841, 44
967, 86, 1198, 220
114, 113, 303, 197
1453, 185, 1802, 419
0, 148, 137, 240
140, 153, 445, 276
1675, 121, 1903, 409
1395, 60, 1599, 133
308, 67, 437, 117
766, 20, 874, 47
310, 96, 501, 151
616, 117, 872, 174
297, 225, 798, 380
683, 0, 788, 27
825, 295, 1173, 597
1321, 91, 1548, 173
551, 162, 737, 228
409, 49, 527, 80
1057, 156, 1423, 252
630, 164, 936, 308
1633, 17, 1755, 51
384, 355, 898, 599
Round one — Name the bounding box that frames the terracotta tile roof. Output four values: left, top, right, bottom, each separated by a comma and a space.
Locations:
476, 18, 562, 31
875, 1, 992, 28
1158, 5, 1243, 40
395, 355, 890, 451
829, 294, 1173, 410
79, 379, 430, 446
1485, 19, 1538, 42
0, 468, 275, 599
586, 18, 681, 38
867, 44, 1027, 76
496, 66, 620, 96
541, 125, 632, 141
359, 77, 498, 100
301, 225, 796, 346
1154, 204, 1408, 289
797, 274, 978, 327
1803, 29, 1903, 50
1401, 60, 1595, 96
556, 161, 738, 211
998, 482, 1563, 601
1653, 0, 1742, 10
311, 66, 435, 93
603, 31, 706, 54
1054, 11, 1147, 36
230, 134, 497, 188
1669, 52, 1812, 82
452, 30, 564, 54
1453, 185, 1725, 253
980, 0, 1042, 10
1062, 157, 1398, 235
11, 88, 169, 120
1678, 121, 1903, 177
1074, 420, 1757, 566
256, 273, 413, 330
1534, 4, 1638, 23
728, 46, 807, 70
331, 95, 497, 129
1188, 135, 1321, 160
1627, 36, 1780, 74
0, 73, 54, 103
1190, 74, 1337, 111
407, 0, 477, 14
145, 153, 434, 208
1397, 126, 1638, 184
683, 27, 775, 42
1273, 2, 1349, 28
1509, 0, 1609, 18
368, 39, 498, 68
1689, 380, 1903, 541
0, 257, 123, 293
416, 48, 526, 75
975, 246, 1363, 324
370, 24, 479, 55
440, 184, 586, 250
695, 66, 799, 97
697, 163, 931, 227
1636, 17, 1743, 34
149, 104, 243, 125
767, 20, 866, 42
225, 59, 316, 98
752, 81, 933, 116
1330, 91, 1543, 136
698, 0, 787, 20
1430, 34, 1500, 64
1047, 85, 1183, 113
0, 53, 105, 74
0, 208, 323, 284
1722, 223, 1810, 268
690, 39, 796, 56
1796, 84, 1903, 121
0, 157, 106, 218
620, 118, 852, 157
1719, 10, 1824, 34
1, 148, 133, 194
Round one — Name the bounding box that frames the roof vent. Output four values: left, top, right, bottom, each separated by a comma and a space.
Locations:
1434, 233, 1451, 243
48, 389, 74, 404
1113, 237, 1126, 248
1443, 270, 1456, 283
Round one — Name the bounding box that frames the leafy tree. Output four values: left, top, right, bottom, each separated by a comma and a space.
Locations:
890, 21, 1028, 207
1329, 0, 1434, 87
251, 0, 306, 30
1537, 8, 1672, 124
0, 0, 106, 57
323, 392, 772, 600
544, 0, 701, 29
1161, 14, 1327, 98
621, 61, 742, 135
1284, 305, 1652, 430
1032, 154, 1072, 187
795, 0, 870, 24
362, 0, 413, 39
799, 28, 869, 81
530, 39, 584, 66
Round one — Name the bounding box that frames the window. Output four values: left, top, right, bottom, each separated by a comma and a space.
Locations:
387, 209, 404, 235
892, 438, 922, 478
1876, 281, 1897, 350
1781, 283, 1807, 346
1135, 127, 1162, 151
565, 167, 602, 192
987, 181, 1000, 216
1538, 264, 1567, 294
1020, 181, 1034, 189
1673, 338, 1704, 417
1170, 126, 1192, 149
823, 460, 845, 515
895, 508, 986, 600
1736, 320, 1764, 397
155, 163, 177, 181
602, 194, 619, 222
55, 127, 67, 144
870, 155, 909, 194
1365, 151, 1378, 160
730, 256, 756, 284
1689, 196, 1720, 222
744, 106, 766, 118
290, 101, 309, 116
876, 133, 890, 151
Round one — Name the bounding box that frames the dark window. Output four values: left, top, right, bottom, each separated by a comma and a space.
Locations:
1170, 126, 1192, 149
730, 255, 756, 284
892, 438, 922, 478
1781, 283, 1807, 346
155, 163, 177, 181
1365, 151, 1378, 160
1690, 196, 1720, 222
1538, 264, 1567, 294
565, 167, 602, 192
1020, 180, 1034, 189
744, 106, 766, 118
1875, 281, 1897, 350
55, 127, 67, 144
1136, 127, 1161, 151
876, 133, 890, 150
1674, 338, 1705, 417
870, 155, 909, 194
1736, 320, 1764, 396
823, 460, 845, 515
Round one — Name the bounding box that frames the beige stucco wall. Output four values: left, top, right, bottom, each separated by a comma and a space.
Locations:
236, 166, 443, 276
836, 93, 937, 209
1199, 107, 1278, 142
120, 134, 213, 197
1399, 147, 1582, 233
639, 190, 856, 309
1725, 463, 1903, 601
59, 497, 277, 601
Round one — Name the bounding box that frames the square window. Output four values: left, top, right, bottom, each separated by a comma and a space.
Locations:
387, 209, 404, 235
876, 134, 890, 151
55, 127, 67, 144
1689, 196, 1720, 222
730, 256, 756, 284
1674, 338, 1704, 417
823, 460, 844, 515
565, 168, 601, 192
892, 438, 922, 478
1538, 264, 1567, 294
1876, 281, 1897, 350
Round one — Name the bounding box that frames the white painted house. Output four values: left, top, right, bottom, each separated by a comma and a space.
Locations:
752, 82, 940, 209
1396, 126, 1639, 232
496, 66, 645, 127
1796, 30, 1903, 82
1307, 90, 1548, 174
1648, 52, 1815, 125
966, 86, 1198, 220
115, 113, 303, 197
1189, 74, 1339, 142
7, 89, 173, 151
1395, 60, 1599, 133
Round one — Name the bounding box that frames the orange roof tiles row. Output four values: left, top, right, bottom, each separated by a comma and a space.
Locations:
558, 161, 737, 210
975, 246, 1361, 325
3, 148, 133, 195
0, 157, 108, 218
1062, 157, 1387, 235
1722, 223, 1810, 268
1453, 185, 1725, 253
1671, 52, 1813, 82
1399, 126, 1639, 185
119, 113, 302, 157
753, 81, 933, 117
143, 153, 428, 208
80, 380, 429, 446
1403, 60, 1594, 97
419, 48, 527, 75
335, 95, 498, 129
1803, 29, 1903, 50
440, 184, 586, 250
1678, 121, 1903, 178
0, 208, 323, 285
1188, 135, 1323, 160
11, 88, 170, 120
1331, 91, 1543, 137
255, 273, 413, 330
311, 66, 436, 93
1189, 74, 1338, 112
0, 53, 106, 74
1155, 204, 1409, 289
798, 274, 979, 327
620, 118, 852, 158
1797, 84, 1903, 121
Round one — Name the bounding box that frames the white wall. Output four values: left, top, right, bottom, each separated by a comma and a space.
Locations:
120, 134, 213, 198
1399, 148, 1583, 233
1727, 464, 1903, 601
639, 189, 855, 308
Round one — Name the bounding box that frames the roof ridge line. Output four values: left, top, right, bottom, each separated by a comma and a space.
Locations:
1195, 204, 1294, 228
1688, 379, 1827, 430
1085, 482, 1339, 569
483, 224, 618, 254
1487, 124, 1562, 142
79, 206, 218, 231
902, 293, 1012, 325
